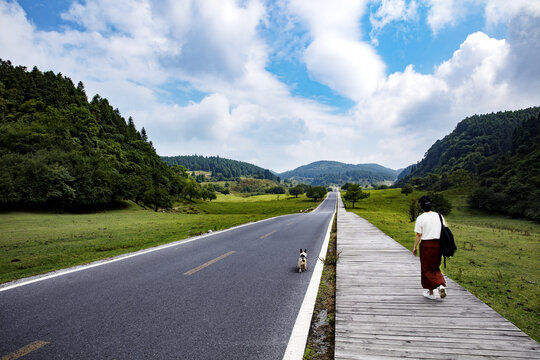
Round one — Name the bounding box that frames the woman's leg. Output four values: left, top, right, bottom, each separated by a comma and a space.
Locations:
420, 240, 446, 292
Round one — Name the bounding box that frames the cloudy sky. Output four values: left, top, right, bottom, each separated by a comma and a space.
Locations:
1, 0, 539, 172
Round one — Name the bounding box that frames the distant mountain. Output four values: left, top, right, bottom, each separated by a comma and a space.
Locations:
396, 106, 540, 186
161, 155, 278, 181
397, 165, 415, 180
280, 160, 399, 186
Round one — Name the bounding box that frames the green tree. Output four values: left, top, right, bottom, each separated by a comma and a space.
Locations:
140, 127, 148, 142
343, 184, 369, 208
202, 187, 217, 201
266, 186, 286, 194
448, 169, 473, 189
172, 164, 189, 178
143, 186, 172, 212
408, 198, 422, 222
289, 186, 304, 198
429, 192, 452, 216
182, 178, 202, 201
401, 184, 414, 196
306, 186, 327, 202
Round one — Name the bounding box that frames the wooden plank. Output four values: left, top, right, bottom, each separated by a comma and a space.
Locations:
334, 195, 539, 359
335, 341, 539, 359
336, 340, 540, 356
334, 333, 539, 350
336, 329, 533, 342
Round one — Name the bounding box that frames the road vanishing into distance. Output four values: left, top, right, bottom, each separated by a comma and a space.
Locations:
0, 192, 337, 360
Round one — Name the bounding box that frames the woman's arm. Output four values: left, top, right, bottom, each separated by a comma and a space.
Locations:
413, 233, 422, 256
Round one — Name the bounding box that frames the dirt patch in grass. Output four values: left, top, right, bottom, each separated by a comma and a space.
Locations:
304, 215, 337, 360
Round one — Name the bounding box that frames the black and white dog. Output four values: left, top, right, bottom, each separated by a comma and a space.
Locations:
298, 249, 307, 273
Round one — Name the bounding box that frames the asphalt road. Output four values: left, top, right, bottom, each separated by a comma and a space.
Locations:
0, 192, 337, 360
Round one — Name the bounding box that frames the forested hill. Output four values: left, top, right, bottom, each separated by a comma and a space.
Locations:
280, 160, 399, 186
470, 112, 540, 221
397, 107, 540, 182
396, 106, 540, 222
0, 60, 195, 211
161, 155, 278, 181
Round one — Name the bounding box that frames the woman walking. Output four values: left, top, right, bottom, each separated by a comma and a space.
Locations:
413, 195, 447, 300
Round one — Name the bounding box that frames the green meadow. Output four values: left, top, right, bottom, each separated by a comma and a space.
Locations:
0, 194, 319, 284
342, 188, 540, 342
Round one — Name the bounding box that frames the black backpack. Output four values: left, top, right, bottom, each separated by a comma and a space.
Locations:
438, 213, 457, 267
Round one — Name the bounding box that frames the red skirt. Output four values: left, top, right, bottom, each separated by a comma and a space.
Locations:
420, 240, 446, 290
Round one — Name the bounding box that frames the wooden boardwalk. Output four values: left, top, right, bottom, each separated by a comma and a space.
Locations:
335, 196, 539, 359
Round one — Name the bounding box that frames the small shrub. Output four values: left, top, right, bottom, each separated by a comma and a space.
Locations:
408, 198, 422, 222
401, 184, 414, 196
319, 250, 342, 265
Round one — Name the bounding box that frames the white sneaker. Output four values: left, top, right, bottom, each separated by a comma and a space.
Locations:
439, 285, 446, 299
423, 290, 437, 300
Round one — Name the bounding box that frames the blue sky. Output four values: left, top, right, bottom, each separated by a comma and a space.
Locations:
2, 0, 540, 172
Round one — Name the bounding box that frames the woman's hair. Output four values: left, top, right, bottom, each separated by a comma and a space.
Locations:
418, 195, 432, 212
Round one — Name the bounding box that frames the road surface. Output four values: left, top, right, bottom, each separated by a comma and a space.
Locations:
0, 192, 337, 359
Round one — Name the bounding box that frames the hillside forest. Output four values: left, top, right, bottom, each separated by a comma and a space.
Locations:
161, 155, 278, 182
397, 107, 540, 222
0, 60, 209, 211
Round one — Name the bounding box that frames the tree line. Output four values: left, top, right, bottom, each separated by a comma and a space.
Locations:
0, 60, 208, 211
161, 155, 278, 182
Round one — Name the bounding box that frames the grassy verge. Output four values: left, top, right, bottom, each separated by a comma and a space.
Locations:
304, 214, 337, 360
0, 194, 320, 284
342, 188, 540, 342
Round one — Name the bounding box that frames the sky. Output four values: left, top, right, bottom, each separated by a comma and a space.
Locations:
1, 0, 540, 173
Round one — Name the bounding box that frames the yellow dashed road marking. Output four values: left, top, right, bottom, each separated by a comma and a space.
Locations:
260, 230, 276, 239
1, 341, 49, 360
184, 251, 236, 276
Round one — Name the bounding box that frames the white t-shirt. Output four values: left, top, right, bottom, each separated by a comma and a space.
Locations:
415, 211, 446, 240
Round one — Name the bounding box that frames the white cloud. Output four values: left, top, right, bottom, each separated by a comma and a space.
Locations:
349, 29, 525, 167
483, 0, 540, 25
422, 0, 540, 106
424, 0, 464, 34
436, 32, 510, 111
0, 1, 40, 64
424, 0, 540, 34
303, 36, 386, 101
288, 0, 366, 39
370, 0, 418, 31
289, 0, 386, 100
1, 0, 540, 173
506, 15, 540, 96
161, 0, 267, 82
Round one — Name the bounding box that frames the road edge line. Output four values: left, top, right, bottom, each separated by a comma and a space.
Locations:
282, 195, 337, 360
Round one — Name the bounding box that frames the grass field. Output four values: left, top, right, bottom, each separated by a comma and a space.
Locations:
342, 188, 540, 342
0, 194, 320, 284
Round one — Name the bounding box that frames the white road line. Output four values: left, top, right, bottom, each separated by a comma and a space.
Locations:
282, 196, 337, 360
